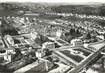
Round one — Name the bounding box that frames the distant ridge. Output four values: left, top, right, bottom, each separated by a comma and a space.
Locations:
0, 2, 105, 6
0, 2, 105, 16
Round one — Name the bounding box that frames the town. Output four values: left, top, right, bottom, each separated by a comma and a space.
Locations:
0, 2, 105, 73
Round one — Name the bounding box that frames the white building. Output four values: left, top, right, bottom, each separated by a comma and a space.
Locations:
42, 42, 55, 50
0, 48, 14, 62
71, 38, 83, 46
83, 43, 89, 48
56, 29, 62, 38
30, 31, 38, 40
96, 35, 104, 40
0, 21, 1, 26
5, 35, 14, 45
36, 49, 42, 58
4, 53, 12, 62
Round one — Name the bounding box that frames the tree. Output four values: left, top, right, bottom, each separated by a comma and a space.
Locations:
86, 33, 91, 39
0, 18, 18, 35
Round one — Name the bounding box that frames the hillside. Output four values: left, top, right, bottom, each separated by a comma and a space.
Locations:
0, 3, 105, 16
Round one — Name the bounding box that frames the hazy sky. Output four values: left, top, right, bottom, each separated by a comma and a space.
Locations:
0, 0, 105, 3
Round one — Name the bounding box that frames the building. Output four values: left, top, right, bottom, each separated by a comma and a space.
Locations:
0, 20, 1, 26
30, 31, 38, 40
42, 42, 55, 50
96, 35, 104, 40
71, 38, 83, 46
56, 29, 62, 38
0, 47, 14, 62
5, 35, 14, 45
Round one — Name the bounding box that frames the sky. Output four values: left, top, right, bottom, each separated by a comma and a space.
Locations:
0, 0, 105, 4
